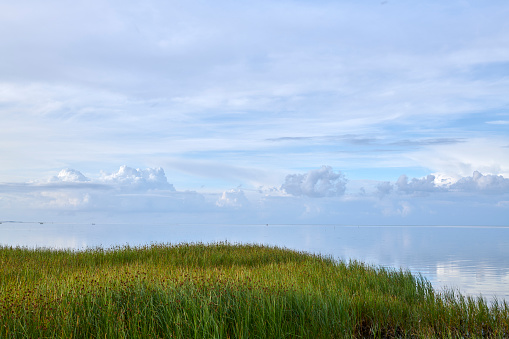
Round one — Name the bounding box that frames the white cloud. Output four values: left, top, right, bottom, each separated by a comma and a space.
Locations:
100, 165, 175, 191
281, 166, 347, 198
409, 138, 509, 179
431, 173, 457, 187
2, 166, 509, 226
50, 168, 90, 182
486, 120, 509, 125
451, 171, 509, 194
216, 189, 249, 208
387, 171, 509, 196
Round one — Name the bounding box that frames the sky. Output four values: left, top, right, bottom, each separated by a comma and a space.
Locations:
1, 0, 509, 225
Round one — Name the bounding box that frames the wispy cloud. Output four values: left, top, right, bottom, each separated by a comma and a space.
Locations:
0, 182, 111, 193
267, 135, 465, 148
1, 1, 509, 225
389, 138, 465, 147
486, 120, 509, 125
266, 135, 378, 145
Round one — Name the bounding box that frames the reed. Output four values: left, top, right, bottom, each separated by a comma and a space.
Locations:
0, 242, 508, 338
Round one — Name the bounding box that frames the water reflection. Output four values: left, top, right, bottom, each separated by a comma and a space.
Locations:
1, 223, 508, 302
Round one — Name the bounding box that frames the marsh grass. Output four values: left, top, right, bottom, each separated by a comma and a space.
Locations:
0, 242, 508, 338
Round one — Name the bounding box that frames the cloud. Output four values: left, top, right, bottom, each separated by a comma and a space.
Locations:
0, 166, 178, 196
266, 134, 377, 145
50, 168, 90, 182
266, 136, 465, 148
384, 171, 509, 197
100, 166, 175, 191
216, 189, 249, 208
0, 182, 109, 193
395, 174, 439, 194
431, 173, 456, 187
376, 181, 393, 198
451, 171, 509, 193
486, 120, 509, 125
2, 166, 509, 226
281, 166, 347, 198
389, 138, 465, 147
408, 138, 509, 179
33, 167, 209, 215
4, 0, 509, 225
0, 166, 186, 215
1, 0, 509, 191
38, 191, 91, 209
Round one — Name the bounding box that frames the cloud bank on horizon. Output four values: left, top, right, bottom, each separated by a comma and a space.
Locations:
1, 166, 508, 225
1, 0, 508, 225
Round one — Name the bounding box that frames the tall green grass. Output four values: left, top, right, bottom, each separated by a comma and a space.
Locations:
0, 242, 508, 338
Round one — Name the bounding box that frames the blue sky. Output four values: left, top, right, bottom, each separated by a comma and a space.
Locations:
1, 0, 509, 225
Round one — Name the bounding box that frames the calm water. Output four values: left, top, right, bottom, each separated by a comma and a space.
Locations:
1, 223, 508, 302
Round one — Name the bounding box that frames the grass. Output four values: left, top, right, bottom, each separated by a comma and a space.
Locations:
0, 242, 508, 338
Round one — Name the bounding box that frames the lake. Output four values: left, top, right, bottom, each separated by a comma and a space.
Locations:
1, 222, 508, 303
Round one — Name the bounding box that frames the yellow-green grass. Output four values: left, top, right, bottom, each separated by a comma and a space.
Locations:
0, 242, 507, 338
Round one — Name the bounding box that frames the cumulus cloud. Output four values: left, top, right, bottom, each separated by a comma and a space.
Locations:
383, 171, 509, 197
100, 166, 175, 191
216, 189, 249, 208
451, 171, 509, 193
432, 173, 456, 187
396, 174, 439, 194
3, 165, 509, 225
281, 166, 347, 197
50, 169, 90, 183
376, 181, 393, 198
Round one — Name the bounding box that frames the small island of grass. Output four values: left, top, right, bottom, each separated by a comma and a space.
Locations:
0, 242, 507, 338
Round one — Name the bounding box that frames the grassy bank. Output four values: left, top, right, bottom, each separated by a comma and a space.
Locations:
0, 243, 508, 338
